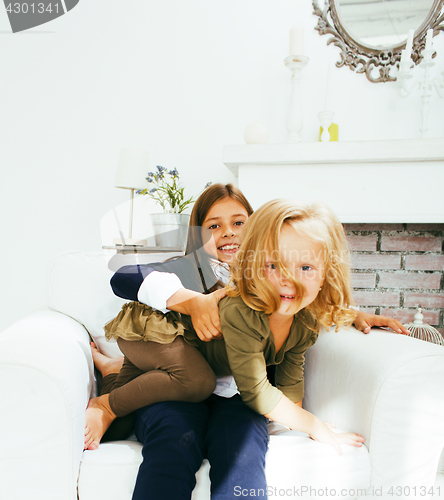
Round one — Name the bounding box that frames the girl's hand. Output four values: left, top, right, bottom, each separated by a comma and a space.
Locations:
188, 288, 227, 342
309, 420, 365, 455
353, 311, 411, 335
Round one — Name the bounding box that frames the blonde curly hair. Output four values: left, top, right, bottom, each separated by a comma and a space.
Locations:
227, 199, 356, 331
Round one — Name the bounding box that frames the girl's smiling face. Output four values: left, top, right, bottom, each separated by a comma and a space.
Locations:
201, 197, 249, 264
264, 223, 325, 316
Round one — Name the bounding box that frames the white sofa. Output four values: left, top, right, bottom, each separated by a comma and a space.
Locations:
0, 251, 443, 500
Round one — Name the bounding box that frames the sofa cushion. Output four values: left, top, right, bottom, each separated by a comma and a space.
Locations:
265, 429, 370, 496
78, 424, 370, 500
47, 251, 127, 358
79, 441, 142, 500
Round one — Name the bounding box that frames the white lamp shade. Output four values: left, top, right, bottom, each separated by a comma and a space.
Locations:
114, 148, 150, 190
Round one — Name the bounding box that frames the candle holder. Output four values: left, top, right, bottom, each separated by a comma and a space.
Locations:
318, 111, 335, 142
284, 55, 309, 143
396, 44, 444, 138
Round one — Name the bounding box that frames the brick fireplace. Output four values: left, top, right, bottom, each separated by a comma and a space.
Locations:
345, 223, 444, 332
224, 138, 444, 333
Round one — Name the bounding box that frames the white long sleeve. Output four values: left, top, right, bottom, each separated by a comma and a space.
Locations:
137, 271, 184, 314
213, 375, 239, 397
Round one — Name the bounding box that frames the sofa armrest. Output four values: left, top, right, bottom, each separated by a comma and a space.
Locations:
0, 309, 94, 500
304, 326, 444, 493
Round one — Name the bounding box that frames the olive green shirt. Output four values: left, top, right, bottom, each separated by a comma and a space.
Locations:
186, 295, 319, 415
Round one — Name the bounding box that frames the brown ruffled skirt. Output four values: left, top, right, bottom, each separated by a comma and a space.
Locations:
104, 301, 186, 344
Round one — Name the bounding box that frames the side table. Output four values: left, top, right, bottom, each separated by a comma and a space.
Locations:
102, 245, 185, 255
102, 246, 185, 271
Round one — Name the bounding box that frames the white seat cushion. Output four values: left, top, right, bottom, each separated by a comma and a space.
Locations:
79, 441, 142, 500
265, 424, 370, 497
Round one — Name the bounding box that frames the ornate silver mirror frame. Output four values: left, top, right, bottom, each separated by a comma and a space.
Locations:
312, 0, 444, 83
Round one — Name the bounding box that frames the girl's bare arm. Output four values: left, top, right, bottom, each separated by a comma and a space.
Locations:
265, 395, 365, 455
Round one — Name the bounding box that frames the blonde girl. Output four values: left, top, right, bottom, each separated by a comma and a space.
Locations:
216, 199, 364, 451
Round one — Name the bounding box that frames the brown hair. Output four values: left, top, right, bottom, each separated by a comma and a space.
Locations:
185, 183, 253, 255
185, 183, 253, 293
228, 199, 356, 330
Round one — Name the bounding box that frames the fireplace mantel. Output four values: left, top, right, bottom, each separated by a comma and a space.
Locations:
223, 138, 444, 223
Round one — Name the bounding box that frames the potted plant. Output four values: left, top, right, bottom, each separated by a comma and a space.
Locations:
138, 166, 201, 249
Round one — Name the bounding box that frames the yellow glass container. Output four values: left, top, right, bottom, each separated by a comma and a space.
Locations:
319, 123, 339, 142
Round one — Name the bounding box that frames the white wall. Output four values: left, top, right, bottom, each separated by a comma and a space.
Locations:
1, 0, 443, 332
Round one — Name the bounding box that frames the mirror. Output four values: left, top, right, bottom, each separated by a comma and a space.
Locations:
339, 0, 431, 48
312, 0, 444, 83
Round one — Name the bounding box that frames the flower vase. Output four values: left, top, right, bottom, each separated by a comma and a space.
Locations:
150, 213, 190, 249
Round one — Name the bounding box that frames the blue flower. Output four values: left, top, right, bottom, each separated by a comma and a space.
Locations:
137, 164, 202, 214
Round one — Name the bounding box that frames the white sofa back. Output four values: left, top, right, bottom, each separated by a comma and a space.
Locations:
47, 251, 127, 358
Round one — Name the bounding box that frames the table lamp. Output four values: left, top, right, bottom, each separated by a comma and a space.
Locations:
113, 148, 149, 246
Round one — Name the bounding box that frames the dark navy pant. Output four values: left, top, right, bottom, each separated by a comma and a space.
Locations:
132, 394, 269, 500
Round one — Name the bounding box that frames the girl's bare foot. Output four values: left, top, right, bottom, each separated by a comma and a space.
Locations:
90, 342, 124, 377
84, 394, 117, 450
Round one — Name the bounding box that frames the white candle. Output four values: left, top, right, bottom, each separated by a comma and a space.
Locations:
400, 49, 409, 64
426, 28, 433, 51
289, 27, 304, 56
399, 50, 410, 72
404, 29, 414, 59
